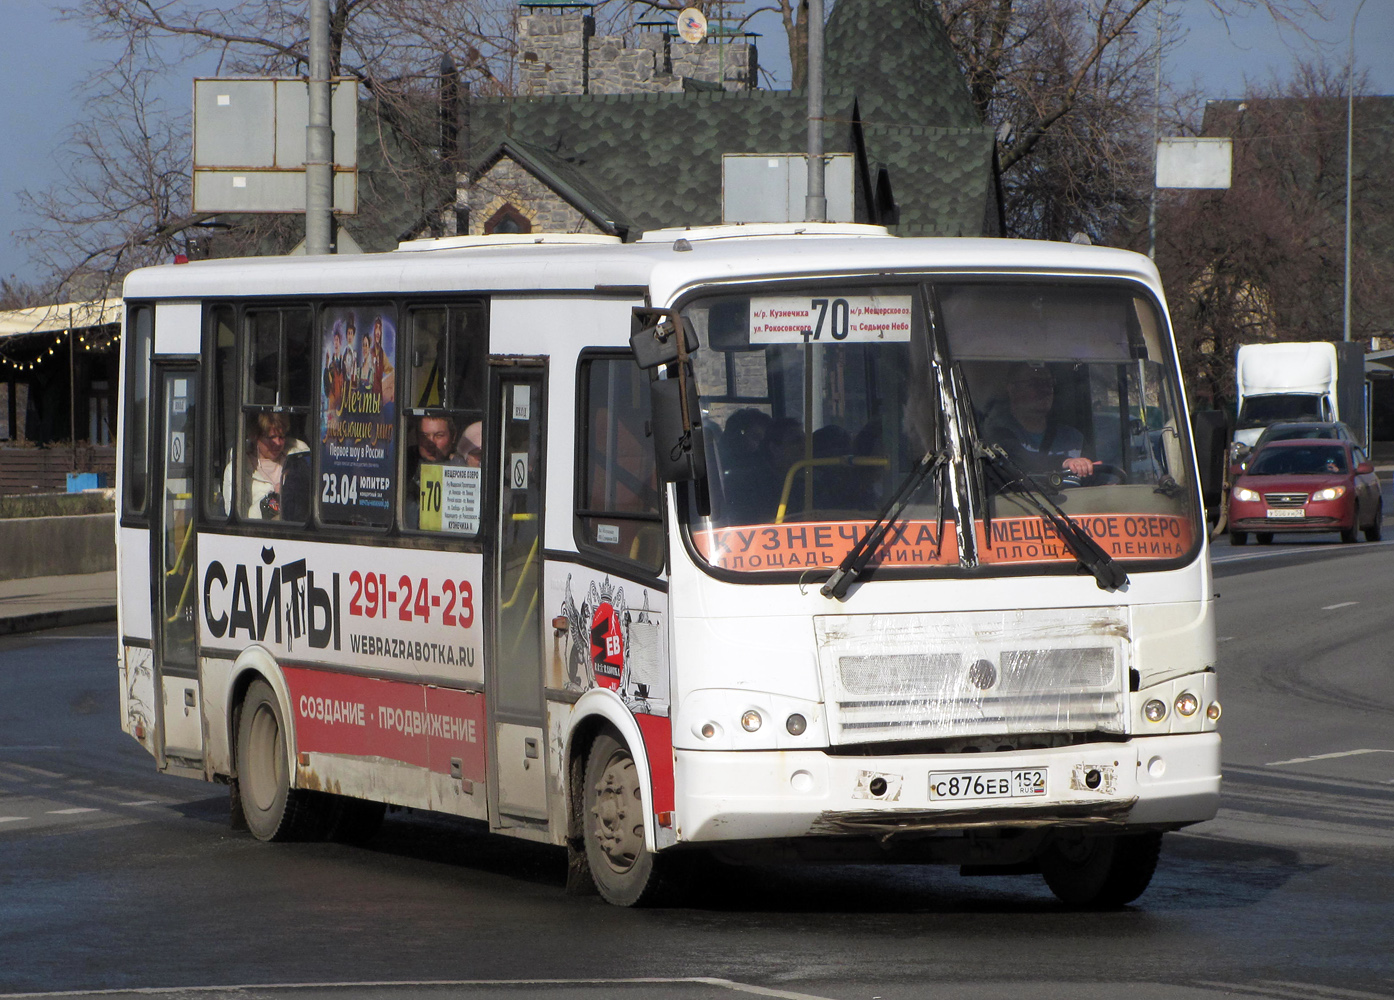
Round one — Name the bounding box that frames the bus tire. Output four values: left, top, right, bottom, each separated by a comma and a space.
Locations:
582, 732, 671, 906
1039, 830, 1162, 908
235, 679, 330, 842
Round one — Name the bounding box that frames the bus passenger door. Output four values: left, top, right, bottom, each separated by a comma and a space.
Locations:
487, 367, 549, 825
150, 364, 203, 767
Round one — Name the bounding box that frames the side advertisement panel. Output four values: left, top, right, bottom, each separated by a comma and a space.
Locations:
283, 666, 486, 785
545, 562, 673, 817
198, 533, 484, 685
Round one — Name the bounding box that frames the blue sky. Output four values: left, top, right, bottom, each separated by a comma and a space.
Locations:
2, 0, 1392, 287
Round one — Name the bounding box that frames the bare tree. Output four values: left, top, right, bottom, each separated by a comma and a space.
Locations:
18, 63, 205, 300
1156, 61, 1393, 407
18, 0, 520, 293
935, 0, 1323, 242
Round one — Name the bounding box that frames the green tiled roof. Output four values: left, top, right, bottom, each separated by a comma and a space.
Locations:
825, 0, 979, 130
354, 0, 996, 243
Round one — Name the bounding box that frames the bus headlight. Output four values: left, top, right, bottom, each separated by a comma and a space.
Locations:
1207, 702, 1222, 722
785, 713, 807, 736
741, 710, 763, 732
1143, 699, 1168, 723
1175, 692, 1199, 717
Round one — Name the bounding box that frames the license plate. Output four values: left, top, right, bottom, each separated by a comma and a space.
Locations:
929, 769, 1047, 800
1267, 508, 1305, 518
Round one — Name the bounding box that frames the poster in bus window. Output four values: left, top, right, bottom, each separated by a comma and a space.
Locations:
320, 307, 396, 525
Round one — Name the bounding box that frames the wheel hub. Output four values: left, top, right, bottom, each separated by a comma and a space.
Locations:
591, 750, 643, 873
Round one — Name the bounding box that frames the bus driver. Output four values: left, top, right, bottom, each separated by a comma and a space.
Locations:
983, 362, 1096, 478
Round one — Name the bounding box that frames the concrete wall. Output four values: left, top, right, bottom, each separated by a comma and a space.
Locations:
0, 514, 116, 582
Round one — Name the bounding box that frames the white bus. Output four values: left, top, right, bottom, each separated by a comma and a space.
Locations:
117, 224, 1220, 907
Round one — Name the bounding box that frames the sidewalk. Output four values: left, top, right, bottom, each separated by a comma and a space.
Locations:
0, 570, 117, 635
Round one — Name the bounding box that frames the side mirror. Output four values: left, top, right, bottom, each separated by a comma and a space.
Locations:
1229, 461, 1245, 477
1190, 410, 1230, 510
630, 308, 699, 370
1356, 461, 1374, 475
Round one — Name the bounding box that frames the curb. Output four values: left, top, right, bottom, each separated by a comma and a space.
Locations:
0, 605, 118, 637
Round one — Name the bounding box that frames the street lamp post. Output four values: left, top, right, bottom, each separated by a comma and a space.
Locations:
1343, 0, 1367, 343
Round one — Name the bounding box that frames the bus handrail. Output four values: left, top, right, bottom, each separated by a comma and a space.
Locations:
774, 456, 889, 524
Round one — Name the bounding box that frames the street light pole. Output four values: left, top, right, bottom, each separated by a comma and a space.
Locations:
305, 0, 334, 256
1342, 0, 1367, 343
805, 0, 826, 223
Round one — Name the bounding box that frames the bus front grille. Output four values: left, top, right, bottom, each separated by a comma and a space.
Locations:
816, 610, 1129, 744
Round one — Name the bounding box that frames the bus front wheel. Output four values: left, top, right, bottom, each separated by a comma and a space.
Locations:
235, 679, 331, 842
1039, 829, 1162, 908
583, 732, 669, 906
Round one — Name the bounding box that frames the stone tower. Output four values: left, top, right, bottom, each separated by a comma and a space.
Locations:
517, 3, 758, 97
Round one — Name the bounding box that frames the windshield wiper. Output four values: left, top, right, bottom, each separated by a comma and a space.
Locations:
978, 443, 1129, 592
821, 449, 948, 601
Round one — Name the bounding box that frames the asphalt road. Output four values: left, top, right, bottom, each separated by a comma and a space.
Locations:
1, 535, 1392, 1000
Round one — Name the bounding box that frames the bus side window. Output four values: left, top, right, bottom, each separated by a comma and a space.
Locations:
576, 354, 663, 573
203, 306, 236, 522
233, 308, 312, 525
122, 304, 154, 519
403, 302, 487, 535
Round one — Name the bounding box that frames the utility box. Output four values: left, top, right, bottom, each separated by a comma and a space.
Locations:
723, 154, 855, 224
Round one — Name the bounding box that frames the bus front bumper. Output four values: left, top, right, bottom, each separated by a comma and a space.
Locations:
672, 732, 1220, 843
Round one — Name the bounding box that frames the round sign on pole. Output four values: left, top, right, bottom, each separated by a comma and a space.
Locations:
677, 7, 708, 44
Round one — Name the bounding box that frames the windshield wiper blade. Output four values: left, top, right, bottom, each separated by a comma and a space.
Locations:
979, 444, 1129, 592
821, 449, 948, 601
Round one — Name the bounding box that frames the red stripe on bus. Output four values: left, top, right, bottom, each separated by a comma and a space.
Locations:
635, 713, 675, 815
282, 667, 486, 783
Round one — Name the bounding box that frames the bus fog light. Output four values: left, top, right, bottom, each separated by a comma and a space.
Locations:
1143, 699, 1167, 723
741, 711, 762, 732
1207, 702, 1222, 722
698, 722, 719, 739
1175, 692, 1199, 717
1147, 756, 1166, 778
785, 713, 807, 736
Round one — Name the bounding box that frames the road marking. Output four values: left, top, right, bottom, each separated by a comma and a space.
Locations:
1321, 601, 1359, 610
1218, 636, 1235, 642
4, 763, 64, 779
0, 817, 25, 823
45, 807, 99, 815
1211, 537, 1394, 564
1267, 748, 1394, 766
119, 800, 159, 807
0, 978, 842, 999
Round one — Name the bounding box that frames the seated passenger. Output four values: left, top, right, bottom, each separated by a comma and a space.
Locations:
982, 363, 1096, 478
224, 412, 311, 521
406, 414, 469, 528
457, 421, 484, 467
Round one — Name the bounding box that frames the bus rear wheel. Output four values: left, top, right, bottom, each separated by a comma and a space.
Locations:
1039, 829, 1162, 908
235, 679, 331, 842
583, 732, 669, 906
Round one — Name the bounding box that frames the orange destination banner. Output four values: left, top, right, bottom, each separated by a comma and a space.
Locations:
692, 520, 959, 572
692, 513, 1193, 573
976, 513, 1195, 564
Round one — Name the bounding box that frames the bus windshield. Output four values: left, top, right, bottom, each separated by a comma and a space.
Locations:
682, 279, 1199, 577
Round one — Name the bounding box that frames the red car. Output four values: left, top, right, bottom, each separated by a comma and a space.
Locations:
1229, 439, 1383, 545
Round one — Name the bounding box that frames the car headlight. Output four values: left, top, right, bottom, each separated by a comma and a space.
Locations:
1233, 487, 1261, 502
1310, 486, 1347, 501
